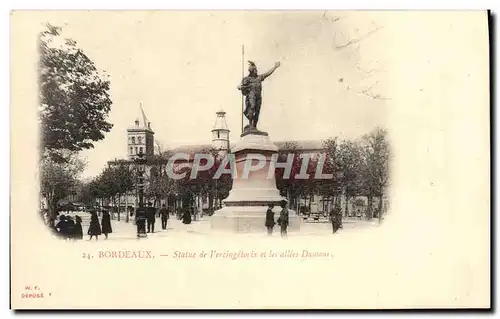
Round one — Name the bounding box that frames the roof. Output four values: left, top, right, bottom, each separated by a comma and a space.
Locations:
127, 104, 154, 133
274, 140, 325, 151
168, 140, 325, 155
168, 144, 214, 156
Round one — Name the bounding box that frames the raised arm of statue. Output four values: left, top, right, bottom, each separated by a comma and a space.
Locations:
260, 61, 281, 80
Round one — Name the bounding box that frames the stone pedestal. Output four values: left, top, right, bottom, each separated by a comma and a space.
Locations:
211, 131, 300, 233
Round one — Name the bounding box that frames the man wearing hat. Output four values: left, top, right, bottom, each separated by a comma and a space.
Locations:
134, 203, 147, 238
158, 204, 170, 230
276, 200, 290, 238
146, 202, 157, 233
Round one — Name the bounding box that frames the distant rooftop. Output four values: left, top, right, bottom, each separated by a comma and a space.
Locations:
168, 139, 325, 154
128, 104, 154, 133
168, 144, 214, 156
274, 140, 325, 151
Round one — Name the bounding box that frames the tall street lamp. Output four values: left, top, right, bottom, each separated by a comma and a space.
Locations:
134, 150, 148, 238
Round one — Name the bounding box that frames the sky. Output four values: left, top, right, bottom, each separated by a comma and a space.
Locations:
40, 11, 390, 179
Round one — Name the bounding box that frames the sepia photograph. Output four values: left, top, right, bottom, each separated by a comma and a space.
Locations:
10, 10, 490, 309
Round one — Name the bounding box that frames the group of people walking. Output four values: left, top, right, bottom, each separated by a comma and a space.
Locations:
52, 200, 343, 240
53, 214, 83, 240
87, 209, 113, 240
54, 209, 113, 241
134, 203, 171, 237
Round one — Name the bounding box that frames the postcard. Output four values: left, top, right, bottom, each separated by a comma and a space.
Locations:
10, 10, 490, 309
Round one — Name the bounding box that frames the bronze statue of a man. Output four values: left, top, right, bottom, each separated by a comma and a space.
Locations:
238, 60, 280, 130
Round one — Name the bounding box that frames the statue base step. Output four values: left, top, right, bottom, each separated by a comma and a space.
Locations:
241, 126, 268, 137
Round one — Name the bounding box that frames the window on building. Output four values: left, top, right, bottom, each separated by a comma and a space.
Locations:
129, 147, 133, 154
131, 137, 136, 145
135, 147, 138, 154
217, 131, 220, 138
138, 136, 142, 144
139, 147, 143, 154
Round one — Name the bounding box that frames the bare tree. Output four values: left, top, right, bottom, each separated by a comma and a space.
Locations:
332, 18, 390, 100
333, 24, 385, 50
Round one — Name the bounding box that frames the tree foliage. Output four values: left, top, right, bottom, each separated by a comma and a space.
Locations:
39, 153, 84, 223
171, 147, 233, 210
319, 128, 390, 218
78, 164, 134, 210
359, 127, 390, 218
38, 24, 113, 162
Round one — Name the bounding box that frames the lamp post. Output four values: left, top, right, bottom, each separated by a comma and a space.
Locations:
134, 150, 148, 238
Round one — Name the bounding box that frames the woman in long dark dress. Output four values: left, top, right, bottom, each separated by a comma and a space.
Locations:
88, 211, 102, 240
182, 208, 192, 225
265, 203, 275, 235
74, 215, 83, 240
65, 216, 75, 240
55, 215, 68, 239
101, 210, 112, 239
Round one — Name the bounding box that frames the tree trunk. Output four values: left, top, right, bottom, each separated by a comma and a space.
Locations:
112, 196, 116, 220
344, 196, 350, 217
117, 193, 121, 221
378, 193, 384, 223
126, 192, 130, 223
287, 190, 291, 209
47, 193, 57, 226
208, 191, 214, 210
367, 195, 373, 219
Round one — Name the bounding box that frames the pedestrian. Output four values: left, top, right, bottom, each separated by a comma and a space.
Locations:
158, 204, 169, 230
265, 203, 275, 235
182, 208, 192, 225
74, 215, 83, 240
55, 215, 68, 239
146, 202, 156, 233
330, 204, 343, 234
87, 211, 102, 240
135, 204, 147, 238
329, 209, 337, 233
336, 205, 343, 230
101, 209, 113, 239
277, 200, 289, 238
65, 215, 76, 240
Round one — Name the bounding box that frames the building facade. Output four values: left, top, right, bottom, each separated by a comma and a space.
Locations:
127, 105, 155, 160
